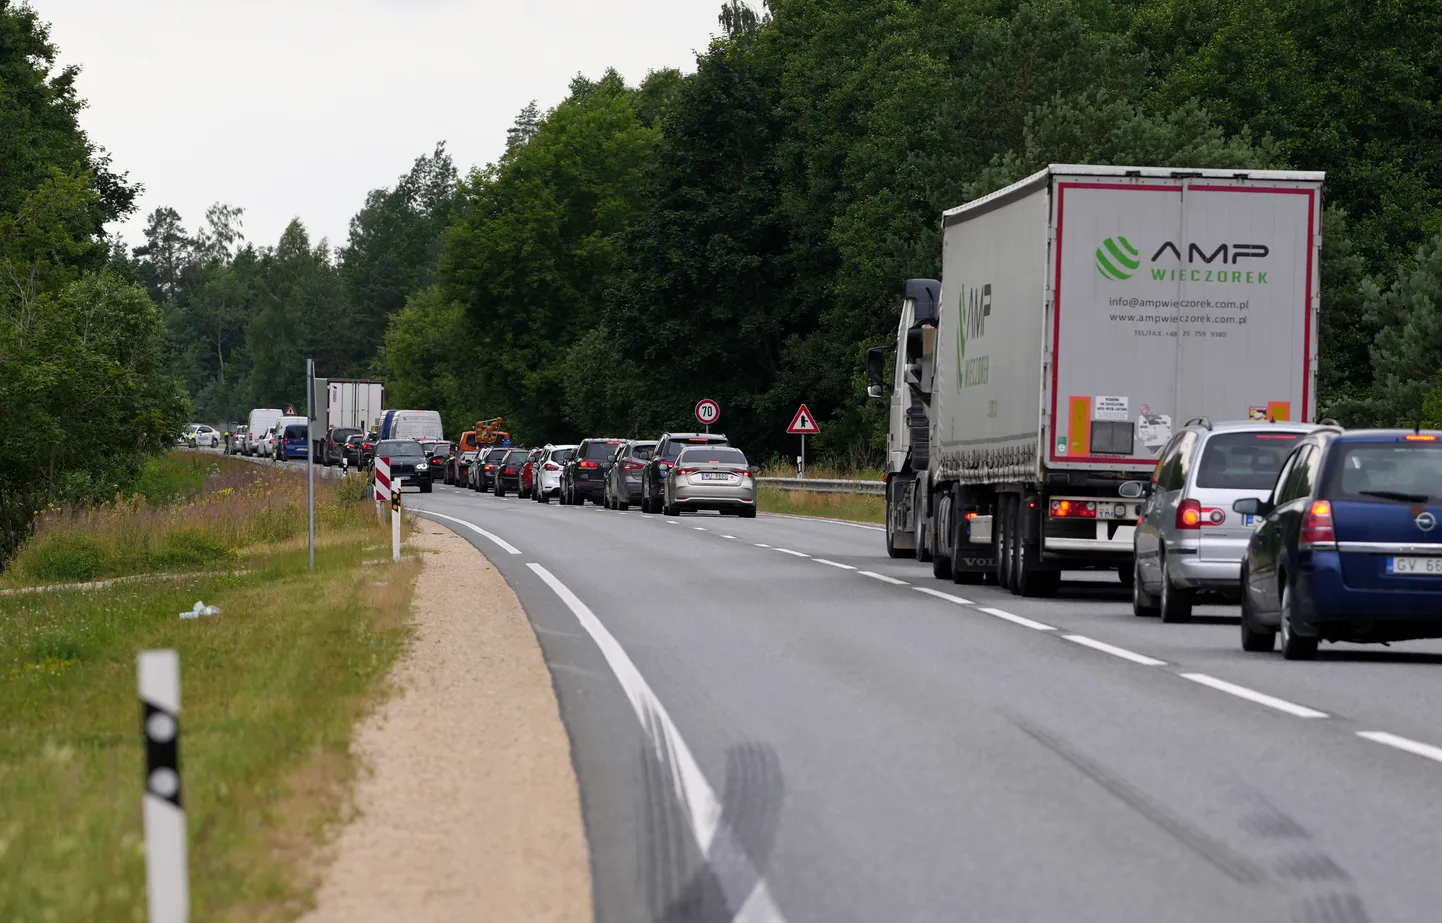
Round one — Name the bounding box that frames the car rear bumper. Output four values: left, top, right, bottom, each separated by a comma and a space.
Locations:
1169, 554, 1242, 589
672, 485, 756, 510
1289, 555, 1442, 641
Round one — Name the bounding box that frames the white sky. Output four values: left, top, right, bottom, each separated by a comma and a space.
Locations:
39, 0, 725, 251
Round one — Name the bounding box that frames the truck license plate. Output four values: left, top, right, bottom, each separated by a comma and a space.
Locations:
1387, 557, 1442, 576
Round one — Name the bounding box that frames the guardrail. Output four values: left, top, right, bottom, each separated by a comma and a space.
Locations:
756, 477, 885, 496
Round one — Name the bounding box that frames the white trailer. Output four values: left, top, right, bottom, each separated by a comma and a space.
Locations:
868, 164, 1323, 596
327, 380, 385, 433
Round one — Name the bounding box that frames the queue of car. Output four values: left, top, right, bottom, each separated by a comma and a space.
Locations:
1122, 419, 1442, 659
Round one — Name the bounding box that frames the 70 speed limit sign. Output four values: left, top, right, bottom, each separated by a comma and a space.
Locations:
695, 399, 720, 425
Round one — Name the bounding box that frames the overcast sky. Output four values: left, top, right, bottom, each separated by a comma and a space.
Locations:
39, 0, 725, 251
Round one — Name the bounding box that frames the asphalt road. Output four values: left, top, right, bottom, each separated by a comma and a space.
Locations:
398, 480, 1442, 923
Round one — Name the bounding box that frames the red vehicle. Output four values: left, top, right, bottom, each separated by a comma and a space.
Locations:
519, 447, 544, 499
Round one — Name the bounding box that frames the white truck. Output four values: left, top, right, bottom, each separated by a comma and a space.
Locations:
867, 164, 1323, 596
312, 380, 385, 456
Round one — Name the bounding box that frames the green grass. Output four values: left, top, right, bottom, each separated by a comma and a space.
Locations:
131, 452, 218, 506
757, 485, 886, 524
0, 462, 416, 922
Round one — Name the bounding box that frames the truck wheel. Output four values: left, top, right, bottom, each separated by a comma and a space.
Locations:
996, 500, 1013, 590
915, 516, 934, 563
885, 479, 908, 559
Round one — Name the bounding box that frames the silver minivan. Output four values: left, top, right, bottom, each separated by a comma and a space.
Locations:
1132, 418, 1325, 622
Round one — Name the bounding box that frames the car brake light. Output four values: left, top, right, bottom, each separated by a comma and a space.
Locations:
504, 467, 515, 474
676, 467, 699, 476
1175, 499, 1226, 529
1405, 434, 1438, 442
579, 460, 599, 469
1300, 499, 1337, 548
624, 461, 644, 470
484, 465, 495, 471
730, 468, 750, 476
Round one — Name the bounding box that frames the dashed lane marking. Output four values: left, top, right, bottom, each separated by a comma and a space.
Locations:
1064, 634, 1167, 667
975, 605, 1055, 632
1357, 731, 1442, 764
859, 570, 908, 586
812, 558, 856, 570
773, 548, 810, 558
911, 586, 974, 607
1180, 673, 1329, 719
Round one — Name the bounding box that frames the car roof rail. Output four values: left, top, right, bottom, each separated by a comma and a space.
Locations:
1183, 416, 1212, 430
1317, 418, 1343, 428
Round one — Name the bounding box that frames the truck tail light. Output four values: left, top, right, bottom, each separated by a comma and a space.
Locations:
1300, 500, 1337, 549
1051, 499, 1096, 519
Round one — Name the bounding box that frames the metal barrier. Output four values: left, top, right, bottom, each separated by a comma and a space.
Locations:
756, 477, 885, 496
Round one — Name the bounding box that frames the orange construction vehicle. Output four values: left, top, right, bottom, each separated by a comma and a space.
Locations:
458, 417, 511, 452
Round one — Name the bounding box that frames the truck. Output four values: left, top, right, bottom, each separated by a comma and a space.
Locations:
379, 409, 444, 441
327, 380, 385, 432
867, 164, 1323, 596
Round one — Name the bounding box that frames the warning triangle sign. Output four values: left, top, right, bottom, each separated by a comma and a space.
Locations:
787, 403, 820, 434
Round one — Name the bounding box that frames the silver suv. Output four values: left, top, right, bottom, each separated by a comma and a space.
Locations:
1131, 417, 1327, 622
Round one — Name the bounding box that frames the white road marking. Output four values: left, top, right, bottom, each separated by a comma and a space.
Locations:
1065, 634, 1167, 667
721, 535, 738, 540
666, 520, 681, 524
754, 543, 772, 548
976, 605, 1055, 631
1180, 673, 1329, 719
1357, 731, 1442, 764
912, 586, 974, 606
773, 548, 810, 558
694, 526, 708, 531
812, 558, 856, 570
859, 570, 908, 585
527, 564, 787, 923
759, 512, 885, 532
414, 510, 522, 555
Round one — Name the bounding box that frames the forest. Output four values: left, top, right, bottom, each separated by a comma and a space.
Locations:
6, 0, 1442, 554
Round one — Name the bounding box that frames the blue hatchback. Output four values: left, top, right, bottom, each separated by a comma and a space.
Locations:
279, 424, 310, 461
1234, 429, 1442, 659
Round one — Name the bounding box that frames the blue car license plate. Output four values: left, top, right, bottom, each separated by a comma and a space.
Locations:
1387, 557, 1442, 576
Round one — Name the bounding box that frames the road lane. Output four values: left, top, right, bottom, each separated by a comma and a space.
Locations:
413, 485, 1442, 922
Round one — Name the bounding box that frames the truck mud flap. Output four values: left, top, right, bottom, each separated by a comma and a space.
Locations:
953, 555, 996, 571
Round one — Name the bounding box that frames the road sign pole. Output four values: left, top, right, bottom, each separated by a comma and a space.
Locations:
800, 434, 805, 478
305, 359, 315, 572
391, 489, 401, 562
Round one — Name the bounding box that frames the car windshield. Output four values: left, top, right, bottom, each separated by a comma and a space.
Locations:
376, 441, 424, 457
631, 443, 656, 460
678, 447, 747, 466
550, 448, 576, 463
1324, 441, 1442, 504
584, 440, 625, 460
1194, 432, 1302, 490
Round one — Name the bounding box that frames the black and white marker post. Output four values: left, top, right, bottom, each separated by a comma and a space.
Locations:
139, 649, 188, 923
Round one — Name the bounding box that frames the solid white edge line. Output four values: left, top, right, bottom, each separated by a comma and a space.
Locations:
812, 558, 856, 570
1357, 731, 1442, 764
526, 564, 787, 923
859, 570, 908, 585
975, 605, 1055, 631
1064, 634, 1168, 667
758, 512, 885, 532
415, 510, 522, 555
910, 586, 974, 606
1180, 673, 1329, 719
773, 548, 810, 558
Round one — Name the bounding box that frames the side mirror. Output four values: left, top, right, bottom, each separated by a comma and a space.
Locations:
1118, 480, 1150, 499
1233, 497, 1270, 516
865, 345, 889, 386
867, 383, 884, 400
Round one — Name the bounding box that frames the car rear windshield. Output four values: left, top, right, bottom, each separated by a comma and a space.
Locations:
678, 447, 747, 466
1323, 441, 1442, 504
663, 437, 726, 459
504, 450, 529, 464
550, 448, 575, 463
631, 444, 656, 460
331, 428, 359, 439
377, 441, 423, 457
283, 425, 308, 440
483, 448, 509, 461
584, 440, 625, 459
1194, 432, 1302, 490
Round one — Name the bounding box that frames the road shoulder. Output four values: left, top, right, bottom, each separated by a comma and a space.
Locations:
301, 519, 592, 923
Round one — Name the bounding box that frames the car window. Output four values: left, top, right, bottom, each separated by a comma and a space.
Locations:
678, 447, 747, 466
1268, 451, 1300, 507
283, 425, 308, 439
376, 441, 424, 457
1194, 432, 1303, 490
1323, 441, 1442, 504
1156, 432, 1196, 491
550, 448, 575, 464
504, 450, 529, 464
583, 440, 624, 460
1274, 446, 1314, 504
632, 444, 656, 460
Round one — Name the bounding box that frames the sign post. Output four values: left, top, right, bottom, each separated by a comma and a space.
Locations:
304, 360, 316, 572
139, 650, 188, 923
786, 404, 820, 478
391, 488, 401, 563
695, 398, 720, 434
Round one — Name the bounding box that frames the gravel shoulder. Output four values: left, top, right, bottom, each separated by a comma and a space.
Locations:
301, 519, 592, 923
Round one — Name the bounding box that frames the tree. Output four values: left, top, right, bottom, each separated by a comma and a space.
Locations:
132, 207, 191, 302
1357, 230, 1442, 426
505, 101, 541, 154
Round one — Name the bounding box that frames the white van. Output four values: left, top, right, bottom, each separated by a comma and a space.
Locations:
246, 409, 283, 456
380, 410, 444, 442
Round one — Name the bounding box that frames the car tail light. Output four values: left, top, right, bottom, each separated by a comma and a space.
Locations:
1405, 434, 1438, 442
676, 467, 699, 476
1051, 499, 1096, 519
1300, 499, 1337, 549
579, 460, 599, 469
484, 465, 495, 471
544, 462, 560, 471
1175, 499, 1225, 529
730, 468, 750, 477
624, 461, 645, 470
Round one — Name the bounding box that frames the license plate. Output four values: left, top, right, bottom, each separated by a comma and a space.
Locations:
1245, 514, 1262, 527
1387, 557, 1442, 575
700, 472, 729, 481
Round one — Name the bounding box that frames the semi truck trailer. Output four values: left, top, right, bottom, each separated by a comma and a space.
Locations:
867, 164, 1323, 596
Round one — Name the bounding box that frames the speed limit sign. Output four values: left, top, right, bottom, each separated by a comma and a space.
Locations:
695, 399, 720, 426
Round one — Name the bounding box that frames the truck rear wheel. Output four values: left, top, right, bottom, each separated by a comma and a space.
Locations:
996, 500, 1013, 590
885, 478, 909, 559
1009, 497, 1058, 598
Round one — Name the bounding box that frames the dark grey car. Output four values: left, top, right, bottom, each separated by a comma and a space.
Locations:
603, 440, 657, 510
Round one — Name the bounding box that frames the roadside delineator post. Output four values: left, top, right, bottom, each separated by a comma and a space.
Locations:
375, 456, 391, 525
391, 488, 401, 562
139, 650, 188, 923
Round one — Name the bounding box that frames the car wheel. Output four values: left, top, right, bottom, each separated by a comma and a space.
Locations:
1279, 582, 1318, 660
1117, 565, 1134, 589
495, 482, 505, 497
617, 498, 629, 511
741, 506, 757, 519
537, 489, 550, 504
420, 482, 432, 494
1159, 556, 1195, 623
1132, 555, 1160, 617
1239, 573, 1276, 652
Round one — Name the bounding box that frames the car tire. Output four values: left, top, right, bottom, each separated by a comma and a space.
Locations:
1159, 556, 1195, 623
537, 489, 550, 505
1117, 565, 1134, 589
420, 482, 432, 494
1279, 582, 1318, 660
1239, 574, 1276, 652
617, 499, 629, 511
740, 506, 757, 519
1132, 556, 1160, 617
495, 482, 505, 497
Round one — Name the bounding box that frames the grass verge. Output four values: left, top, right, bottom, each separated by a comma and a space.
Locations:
0, 459, 417, 922
757, 485, 885, 524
